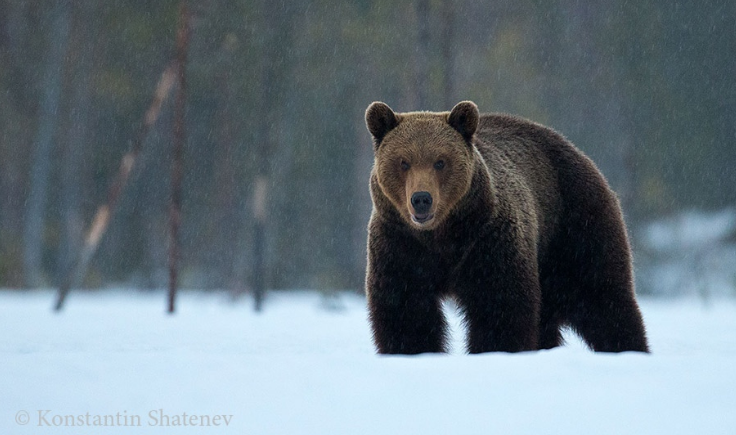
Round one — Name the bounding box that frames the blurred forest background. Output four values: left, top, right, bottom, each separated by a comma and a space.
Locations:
1, 0, 734, 298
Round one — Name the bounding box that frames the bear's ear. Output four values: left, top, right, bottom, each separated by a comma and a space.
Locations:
447, 101, 479, 142
365, 102, 399, 146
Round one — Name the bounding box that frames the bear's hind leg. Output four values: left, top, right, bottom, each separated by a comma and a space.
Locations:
558, 186, 650, 352
567, 287, 649, 353
564, 240, 649, 353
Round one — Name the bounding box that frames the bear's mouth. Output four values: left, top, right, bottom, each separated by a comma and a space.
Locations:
411, 213, 435, 225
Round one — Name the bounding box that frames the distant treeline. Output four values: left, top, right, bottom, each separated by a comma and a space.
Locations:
0, 0, 734, 290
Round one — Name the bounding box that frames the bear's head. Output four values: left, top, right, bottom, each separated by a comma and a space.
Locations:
365, 101, 479, 231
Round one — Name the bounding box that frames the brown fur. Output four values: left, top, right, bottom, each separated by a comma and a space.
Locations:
364, 101, 649, 354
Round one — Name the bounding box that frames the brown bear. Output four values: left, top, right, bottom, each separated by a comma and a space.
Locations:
364, 100, 649, 354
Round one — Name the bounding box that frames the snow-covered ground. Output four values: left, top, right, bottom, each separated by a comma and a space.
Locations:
2, 290, 735, 434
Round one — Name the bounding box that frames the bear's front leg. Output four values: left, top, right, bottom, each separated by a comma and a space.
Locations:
367, 290, 448, 354
455, 238, 541, 353
365, 224, 448, 354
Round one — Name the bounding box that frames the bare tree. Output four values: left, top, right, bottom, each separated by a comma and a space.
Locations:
0, 1, 31, 286
441, 0, 456, 109
23, 0, 72, 287
57, 2, 97, 286
211, 34, 240, 289
414, 0, 430, 109
54, 65, 177, 311
250, 0, 297, 311
168, 2, 192, 313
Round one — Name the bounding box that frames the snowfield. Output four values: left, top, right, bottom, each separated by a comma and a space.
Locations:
2, 290, 735, 434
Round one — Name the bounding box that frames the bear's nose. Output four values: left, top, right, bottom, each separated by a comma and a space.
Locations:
411, 191, 433, 215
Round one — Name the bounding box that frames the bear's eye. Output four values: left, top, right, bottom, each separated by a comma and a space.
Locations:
434, 160, 445, 170
400, 160, 410, 171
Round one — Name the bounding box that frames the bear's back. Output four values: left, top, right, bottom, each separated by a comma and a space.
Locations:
475, 114, 565, 247
476, 113, 611, 196
473, 113, 618, 257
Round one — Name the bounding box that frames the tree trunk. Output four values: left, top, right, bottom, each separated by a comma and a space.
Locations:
168, 2, 191, 314
0, 2, 31, 286
23, 0, 72, 287
441, 0, 456, 109
54, 64, 177, 311
250, 0, 296, 311
57, 2, 96, 286
213, 34, 239, 289
252, 176, 268, 311
414, 0, 430, 109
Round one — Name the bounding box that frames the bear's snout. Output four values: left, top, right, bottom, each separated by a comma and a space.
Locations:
410, 191, 433, 222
